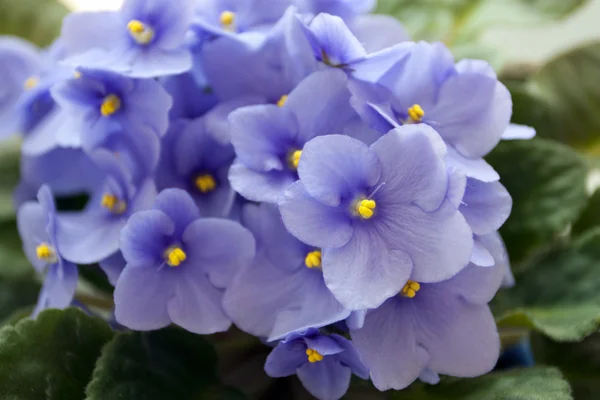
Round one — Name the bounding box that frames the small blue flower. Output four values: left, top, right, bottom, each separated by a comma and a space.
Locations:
223, 203, 350, 340
114, 188, 255, 334
51, 68, 172, 151
279, 126, 473, 310
191, 0, 292, 39
17, 185, 78, 317
61, 0, 195, 78
228, 69, 357, 203
156, 117, 236, 218
55, 150, 157, 264
265, 328, 368, 400
350, 260, 505, 391
0, 36, 43, 140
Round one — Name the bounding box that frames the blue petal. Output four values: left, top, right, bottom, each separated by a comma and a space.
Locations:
119, 209, 174, 266
152, 188, 200, 238
304, 13, 366, 65
33, 262, 78, 317
350, 14, 409, 53
264, 341, 307, 377
460, 179, 512, 235
297, 358, 351, 400
330, 334, 369, 379
99, 251, 126, 286
229, 161, 297, 203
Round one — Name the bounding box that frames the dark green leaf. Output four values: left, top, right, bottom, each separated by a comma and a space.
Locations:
572, 189, 600, 235
0, 219, 35, 278
486, 137, 589, 263
0, 138, 21, 221
510, 42, 600, 151
86, 327, 220, 400
0, 276, 39, 324
79, 264, 114, 295
532, 333, 600, 400
493, 228, 600, 341
391, 367, 572, 400
0, 307, 114, 400
0, 0, 68, 46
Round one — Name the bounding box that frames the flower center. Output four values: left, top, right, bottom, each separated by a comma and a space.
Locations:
24, 76, 39, 90
306, 348, 324, 363
355, 199, 376, 219
219, 11, 236, 31
127, 20, 155, 45
165, 246, 186, 267
36, 243, 57, 263
305, 250, 322, 269
277, 94, 288, 108
407, 104, 424, 123
195, 174, 217, 194
289, 150, 302, 170
100, 94, 121, 117
401, 280, 420, 298
101, 194, 127, 214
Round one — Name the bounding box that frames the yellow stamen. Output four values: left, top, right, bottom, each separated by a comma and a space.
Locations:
100, 94, 121, 117
289, 150, 302, 170
127, 20, 154, 45
306, 348, 324, 363
24, 76, 39, 90
220, 11, 236, 31
74, 71, 82, 79
277, 94, 288, 108
195, 174, 217, 193
101, 194, 127, 214
36, 243, 56, 262
305, 250, 322, 269
401, 280, 421, 298
166, 247, 186, 267
356, 199, 376, 219
407, 104, 425, 122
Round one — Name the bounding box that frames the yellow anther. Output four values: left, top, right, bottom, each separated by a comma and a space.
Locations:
289, 150, 302, 170
407, 104, 425, 122
24, 76, 39, 90
305, 250, 322, 269
401, 280, 421, 298
277, 94, 288, 108
35, 243, 56, 262
195, 174, 217, 193
356, 199, 376, 219
166, 247, 186, 267
101, 194, 127, 214
100, 94, 121, 117
127, 20, 154, 45
74, 71, 82, 79
220, 11, 236, 30
306, 348, 324, 363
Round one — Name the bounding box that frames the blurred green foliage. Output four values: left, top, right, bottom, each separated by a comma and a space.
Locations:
0, 0, 68, 47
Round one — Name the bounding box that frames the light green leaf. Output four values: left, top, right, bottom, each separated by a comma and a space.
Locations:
493, 228, 600, 341
510, 42, 600, 153
0, 0, 68, 47
0, 307, 114, 400
486, 137, 589, 263
86, 327, 221, 400
391, 367, 572, 400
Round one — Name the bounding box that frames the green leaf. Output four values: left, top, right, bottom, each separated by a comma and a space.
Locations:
0, 276, 39, 324
0, 138, 21, 221
375, 0, 587, 63
391, 367, 572, 400
572, 189, 600, 235
486, 137, 589, 263
0, 220, 35, 278
0, 307, 114, 400
510, 42, 600, 152
532, 333, 600, 400
493, 228, 600, 341
86, 327, 220, 400
0, 0, 68, 46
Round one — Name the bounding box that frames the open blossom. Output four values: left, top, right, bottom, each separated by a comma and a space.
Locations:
17, 185, 78, 316
224, 203, 350, 340
279, 126, 473, 310
265, 329, 368, 400
61, 0, 195, 78
114, 188, 255, 334
228, 69, 357, 203
350, 237, 507, 390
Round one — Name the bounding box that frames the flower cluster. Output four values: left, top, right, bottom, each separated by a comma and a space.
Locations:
2, 0, 534, 398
